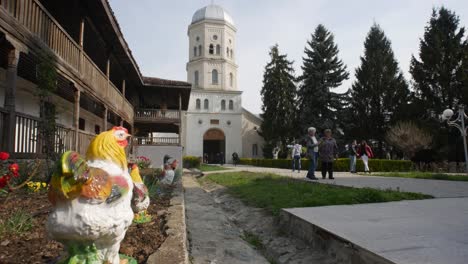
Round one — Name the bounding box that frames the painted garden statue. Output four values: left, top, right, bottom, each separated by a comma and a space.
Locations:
47, 127, 149, 264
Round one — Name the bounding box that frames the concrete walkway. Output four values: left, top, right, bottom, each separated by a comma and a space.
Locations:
183, 175, 269, 264
215, 165, 468, 198
284, 197, 468, 264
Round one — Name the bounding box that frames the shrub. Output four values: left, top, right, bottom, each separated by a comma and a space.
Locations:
239, 158, 412, 172
183, 156, 201, 169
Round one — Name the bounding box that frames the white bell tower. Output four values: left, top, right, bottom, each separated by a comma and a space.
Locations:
187, 4, 238, 91
182, 4, 243, 163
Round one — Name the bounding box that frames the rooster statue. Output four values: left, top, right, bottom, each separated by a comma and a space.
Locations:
47, 126, 149, 264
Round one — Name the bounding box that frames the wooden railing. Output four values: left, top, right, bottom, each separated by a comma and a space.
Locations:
0, 0, 134, 123
77, 130, 95, 156
134, 137, 180, 146
135, 109, 181, 122
9, 111, 96, 157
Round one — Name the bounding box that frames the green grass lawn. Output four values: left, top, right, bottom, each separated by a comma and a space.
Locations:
199, 164, 230, 172
365, 172, 468, 181
202, 171, 432, 215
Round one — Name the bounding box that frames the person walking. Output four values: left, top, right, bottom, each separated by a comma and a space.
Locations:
318, 129, 338, 180
291, 140, 302, 173
357, 140, 374, 173
349, 140, 358, 173
305, 127, 319, 180
232, 152, 239, 166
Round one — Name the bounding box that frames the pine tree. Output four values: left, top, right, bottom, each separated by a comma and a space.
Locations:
348, 24, 409, 157
410, 7, 468, 114
260, 44, 297, 158
297, 24, 349, 134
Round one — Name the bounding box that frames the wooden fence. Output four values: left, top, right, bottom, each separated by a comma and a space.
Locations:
1, 111, 95, 157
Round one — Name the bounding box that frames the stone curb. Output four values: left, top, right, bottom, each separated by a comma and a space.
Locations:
279, 209, 396, 264
147, 178, 189, 264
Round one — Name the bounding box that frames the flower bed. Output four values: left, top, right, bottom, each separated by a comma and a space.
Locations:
0, 181, 173, 263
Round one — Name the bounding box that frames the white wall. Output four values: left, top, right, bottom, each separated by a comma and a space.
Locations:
242, 109, 265, 158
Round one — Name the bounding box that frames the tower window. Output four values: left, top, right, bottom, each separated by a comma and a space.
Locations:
226, 48, 230, 57
212, 69, 218, 84
216, 44, 221, 55
229, 100, 234, 110
209, 44, 214, 55
231, 49, 234, 58
193, 46, 197, 57
229, 73, 233, 87
196, 99, 201, 109
204, 99, 209, 109
221, 100, 226, 111
194, 71, 199, 86
198, 45, 202, 56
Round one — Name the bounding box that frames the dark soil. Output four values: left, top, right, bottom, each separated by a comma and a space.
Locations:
0, 189, 172, 264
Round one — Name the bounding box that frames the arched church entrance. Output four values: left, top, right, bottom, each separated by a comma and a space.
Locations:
203, 128, 226, 164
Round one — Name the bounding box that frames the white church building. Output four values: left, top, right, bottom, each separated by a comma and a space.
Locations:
181, 4, 264, 163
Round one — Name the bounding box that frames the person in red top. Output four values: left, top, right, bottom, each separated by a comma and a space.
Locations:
357, 140, 374, 173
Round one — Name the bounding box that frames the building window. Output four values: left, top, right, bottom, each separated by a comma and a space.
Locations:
216, 44, 221, 55
209, 44, 214, 54
226, 47, 230, 57
194, 71, 199, 86
231, 49, 234, 58
229, 73, 233, 87
193, 46, 197, 57
210, 119, 219, 125
196, 36, 200, 41
204, 99, 209, 109
198, 45, 202, 56
196, 99, 201, 109
79, 118, 85, 130
252, 144, 258, 157
221, 100, 226, 110
213, 35, 218, 40
212, 69, 218, 84
229, 100, 234, 110
94, 125, 101, 134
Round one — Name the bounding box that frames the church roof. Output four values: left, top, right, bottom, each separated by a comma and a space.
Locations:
191, 4, 235, 26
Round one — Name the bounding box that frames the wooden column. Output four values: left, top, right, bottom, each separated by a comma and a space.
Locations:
103, 107, 108, 131
78, 18, 85, 74
4, 48, 20, 153
122, 79, 126, 98
73, 86, 80, 150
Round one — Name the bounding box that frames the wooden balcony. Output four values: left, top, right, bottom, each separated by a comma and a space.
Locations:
135, 108, 181, 123
0, 0, 134, 123
134, 136, 180, 146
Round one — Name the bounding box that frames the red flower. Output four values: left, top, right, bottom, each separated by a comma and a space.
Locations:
9, 163, 19, 176
0, 176, 7, 188
0, 152, 9, 160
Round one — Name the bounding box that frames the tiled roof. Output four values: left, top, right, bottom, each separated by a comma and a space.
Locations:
143, 76, 191, 87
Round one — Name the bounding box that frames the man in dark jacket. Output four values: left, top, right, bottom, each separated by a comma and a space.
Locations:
318, 129, 338, 179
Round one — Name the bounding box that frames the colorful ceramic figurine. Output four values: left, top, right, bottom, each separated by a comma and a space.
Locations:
47, 126, 147, 264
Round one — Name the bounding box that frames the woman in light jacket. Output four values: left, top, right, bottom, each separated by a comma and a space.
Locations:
357, 140, 374, 173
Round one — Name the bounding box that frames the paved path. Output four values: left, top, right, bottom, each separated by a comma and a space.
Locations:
285, 197, 468, 264
211, 165, 468, 198
183, 176, 269, 264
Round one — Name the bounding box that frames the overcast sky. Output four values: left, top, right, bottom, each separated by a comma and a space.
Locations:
110, 0, 468, 114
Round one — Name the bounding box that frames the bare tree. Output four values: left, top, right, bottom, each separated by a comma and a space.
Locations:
385, 122, 432, 159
